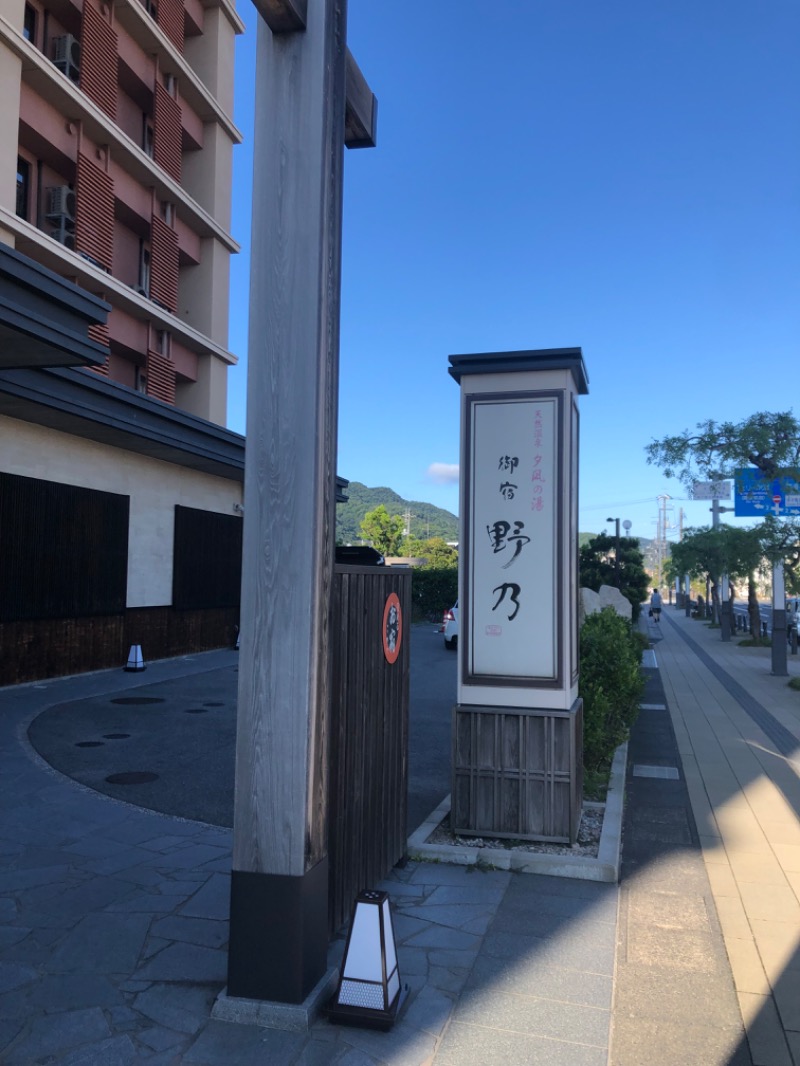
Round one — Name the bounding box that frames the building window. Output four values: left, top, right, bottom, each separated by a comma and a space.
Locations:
163, 72, 177, 97
135, 366, 148, 393
155, 328, 170, 356
23, 3, 36, 44
160, 201, 174, 226
16, 158, 30, 220
138, 243, 151, 295
143, 115, 154, 158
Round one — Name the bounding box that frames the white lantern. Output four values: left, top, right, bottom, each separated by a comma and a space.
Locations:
327, 889, 407, 1030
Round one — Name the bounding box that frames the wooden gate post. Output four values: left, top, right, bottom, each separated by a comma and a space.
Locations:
226, 0, 347, 1008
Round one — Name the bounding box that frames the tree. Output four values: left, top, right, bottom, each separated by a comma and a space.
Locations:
759, 515, 800, 596
666, 525, 764, 631
647, 411, 800, 629
645, 411, 800, 485
359, 505, 406, 557
579, 534, 650, 620
405, 536, 458, 569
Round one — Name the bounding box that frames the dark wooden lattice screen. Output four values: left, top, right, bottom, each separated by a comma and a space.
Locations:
0, 473, 129, 622
172, 505, 242, 610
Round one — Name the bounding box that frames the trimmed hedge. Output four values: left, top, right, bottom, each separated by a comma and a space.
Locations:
580, 608, 645, 772
410, 567, 458, 622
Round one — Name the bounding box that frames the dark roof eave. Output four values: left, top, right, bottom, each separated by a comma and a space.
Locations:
0, 367, 245, 480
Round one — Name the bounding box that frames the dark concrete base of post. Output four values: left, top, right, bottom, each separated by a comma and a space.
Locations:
772, 609, 788, 677
720, 601, 732, 643
226, 858, 329, 1004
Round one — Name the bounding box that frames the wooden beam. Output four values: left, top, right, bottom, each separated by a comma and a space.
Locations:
228, 0, 347, 1005
344, 48, 377, 149
251, 0, 307, 34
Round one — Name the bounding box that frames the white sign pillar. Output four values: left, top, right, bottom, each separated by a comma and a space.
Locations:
448, 348, 588, 842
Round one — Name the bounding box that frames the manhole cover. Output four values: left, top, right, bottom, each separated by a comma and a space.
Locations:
103, 733, 131, 740
105, 771, 159, 785
110, 697, 165, 706
75, 740, 104, 748
184, 708, 208, 714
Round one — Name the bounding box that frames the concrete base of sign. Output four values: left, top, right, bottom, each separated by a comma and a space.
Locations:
451, 697, 583, 843
409, 740, 625, 883
212, 967, 339, 1032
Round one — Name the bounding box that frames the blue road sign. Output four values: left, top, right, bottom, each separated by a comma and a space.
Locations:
734, 468, 800, 517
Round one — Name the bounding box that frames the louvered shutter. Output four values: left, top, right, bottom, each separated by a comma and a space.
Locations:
146, 348, 176, 404
80, 1, 118, 119
75, 154, 114, 271
157, 0, 184, 52
150, 214, 179, 312
88, 320, 111, 367
154, 82, 182, 182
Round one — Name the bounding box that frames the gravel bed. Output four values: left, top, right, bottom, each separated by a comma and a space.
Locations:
426, 804, 604, 858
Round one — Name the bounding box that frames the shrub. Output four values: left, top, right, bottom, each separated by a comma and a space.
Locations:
580, 608, 645, 773
410, 567, 458, 622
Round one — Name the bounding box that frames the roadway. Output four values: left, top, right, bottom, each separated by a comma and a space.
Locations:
27, 623, 458, 835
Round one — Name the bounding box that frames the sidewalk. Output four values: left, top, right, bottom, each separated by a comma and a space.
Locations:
1, 612, 799, 1064
651, 605, 800, 1066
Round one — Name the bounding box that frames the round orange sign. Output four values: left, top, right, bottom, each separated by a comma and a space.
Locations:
382, 592, 402, 664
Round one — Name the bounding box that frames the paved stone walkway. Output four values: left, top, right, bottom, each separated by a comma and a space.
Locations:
1, 651, 616, 1065
3, 609, 800, 1063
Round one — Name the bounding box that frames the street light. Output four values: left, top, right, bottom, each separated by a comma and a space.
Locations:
606, 517, 620, 587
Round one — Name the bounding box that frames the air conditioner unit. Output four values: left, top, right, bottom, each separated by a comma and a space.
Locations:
46, 185, 76, 222
52, 34, 81, 83
50, 220, 76, 250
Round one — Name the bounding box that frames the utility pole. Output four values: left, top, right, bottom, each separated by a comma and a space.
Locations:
656, 495, 670, 588
711, 494, 735, 640
606, 516, 621, 587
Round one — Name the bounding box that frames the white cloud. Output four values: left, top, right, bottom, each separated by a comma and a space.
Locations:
427, 462, 459, 485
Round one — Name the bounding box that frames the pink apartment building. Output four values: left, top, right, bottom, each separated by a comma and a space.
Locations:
0, 0, 248, 684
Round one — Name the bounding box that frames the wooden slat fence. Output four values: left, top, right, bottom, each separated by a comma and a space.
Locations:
328, 565, 410, 934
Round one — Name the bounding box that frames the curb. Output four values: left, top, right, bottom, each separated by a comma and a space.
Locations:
406, 740, 627, 883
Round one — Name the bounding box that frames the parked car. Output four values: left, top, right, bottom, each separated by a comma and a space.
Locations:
335, 545, 384, 566
442, 602, 459, 650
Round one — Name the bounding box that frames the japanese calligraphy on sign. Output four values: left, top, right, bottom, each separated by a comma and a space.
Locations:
468, 395, 559, 681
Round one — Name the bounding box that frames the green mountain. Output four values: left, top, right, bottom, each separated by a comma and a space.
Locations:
336, 482, 459, 544
337, 490, 639, 550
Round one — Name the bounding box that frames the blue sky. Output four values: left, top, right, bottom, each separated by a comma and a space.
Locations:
226, 1, 800, 545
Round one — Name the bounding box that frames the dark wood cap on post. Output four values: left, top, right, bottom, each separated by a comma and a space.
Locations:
448, 347, 589, 395
252, 0, 308, 33
344, 50, 377, 149
253, 1, 377, 149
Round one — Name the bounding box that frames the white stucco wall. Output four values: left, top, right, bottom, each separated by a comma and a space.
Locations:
1, 415, 243, 607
